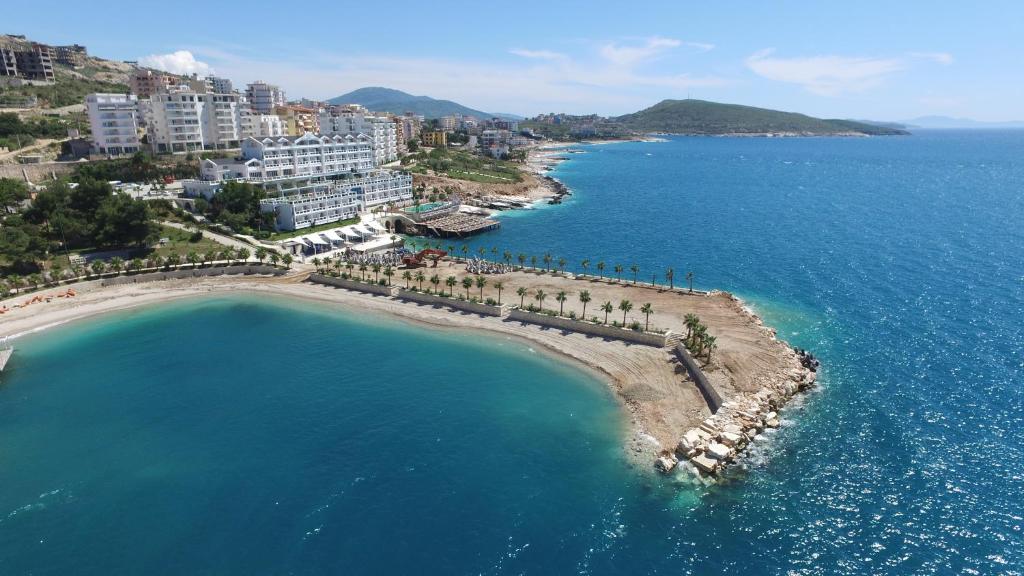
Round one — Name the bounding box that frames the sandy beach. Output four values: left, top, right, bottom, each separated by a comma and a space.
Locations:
0, 264, 806, 467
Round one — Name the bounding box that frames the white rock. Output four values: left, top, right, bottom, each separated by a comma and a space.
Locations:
720, 431, 744, 447
707, 442, 732, 460
655, 454, 678, 473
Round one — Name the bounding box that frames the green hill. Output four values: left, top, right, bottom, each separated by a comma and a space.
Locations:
614, 99, 907, 136
327, 87, 520, 120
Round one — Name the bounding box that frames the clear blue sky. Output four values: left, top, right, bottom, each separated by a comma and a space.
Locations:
7, 0, 1022, 120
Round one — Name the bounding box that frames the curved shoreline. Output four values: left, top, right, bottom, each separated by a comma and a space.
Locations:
0, 265, 816, 477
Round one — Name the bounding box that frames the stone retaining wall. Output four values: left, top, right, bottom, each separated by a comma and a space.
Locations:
308, 274, 397, 297
100, 265, 286, 287
506, 309, 667, 347
674, 343, 722, 413
395, 289, 507, 317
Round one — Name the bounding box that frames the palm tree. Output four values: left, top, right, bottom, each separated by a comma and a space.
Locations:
503, 250, 512, 265
372, 263, 381, 282
684, 313, 700, 342
543, 253, 552, 271
704, 335, 717, 361
618, 299, 633, 325
581, 259, 590, 276
461, 276, 473, 299
640, 303, 653, 331
255, 247, 268, 263
530, 255, 538, 269
345, 261, 354, 277
445, 275, 456, 296
460, 244, 469, 259
629, 264, 639, 284
555, 290, 568, 316
312, 257, 322, 272
651, 272, 657, 287
517, 253, 526, 270
383, 266, 394, 285
429, 274, 440, 293
600, 301, 613, 324
491, 246, 499, 259
402, 270, 412, 288
477, 246, 486, 259
27, 273, 42, 289
415, 270, 426, 289
166, 252, 181, 269
534, 289, 547, 310
494, 281, 504, 304
597, 261, 605, 279
237, 248, 250, 263
666, 267, 675, 290
270, 252, 281, 266
130, 258, 144, 274
359, 263, 368, 281
90, 260, 106, 277
517, 286, 528, 307
614, 264, 623, 282
579, 290, 591, 319
557, 257, 566, 274
475, 275, 487, 300
686, 271, 694, 293
109, 257, 124, 275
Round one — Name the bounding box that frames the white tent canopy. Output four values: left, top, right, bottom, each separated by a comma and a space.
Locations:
339, 227, 362, 240
365, 220, 386, 232
322, 230, 344, 243
305, 235, 328, 246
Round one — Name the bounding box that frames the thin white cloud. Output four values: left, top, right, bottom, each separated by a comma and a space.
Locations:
684, 41, 716, 53
509, 48, 567, 61
139, 50, 213, 76
600, 36, 682, 67
745, 49, 905, 96
910, 52, 954, 65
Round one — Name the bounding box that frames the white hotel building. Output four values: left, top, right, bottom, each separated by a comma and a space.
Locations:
192, 133, 412, 231
319, 107, 399, 166
85, 93, 141, 156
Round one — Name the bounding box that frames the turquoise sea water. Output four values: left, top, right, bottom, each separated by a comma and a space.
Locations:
2, 131, 1024, 574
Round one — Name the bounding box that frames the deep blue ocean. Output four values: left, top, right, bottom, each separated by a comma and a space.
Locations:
2, 131, 1023, 574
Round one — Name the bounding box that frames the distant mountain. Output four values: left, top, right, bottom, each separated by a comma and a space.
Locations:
614, 99, 908, 136
327, 87, 520, 120
902, 115, 1024, 129
849, 119, 909, 131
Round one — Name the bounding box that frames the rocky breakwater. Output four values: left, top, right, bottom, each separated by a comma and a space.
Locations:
655, 348, 820, 476
543, 176, 571, 205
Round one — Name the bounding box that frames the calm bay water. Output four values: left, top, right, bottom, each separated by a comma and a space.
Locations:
2, 131, 1024, 574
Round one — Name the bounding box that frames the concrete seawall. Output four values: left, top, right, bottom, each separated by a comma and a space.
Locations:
674, 343, 722, 413
395, 289, 508, 317
506, 308, 668, 347
308, 274, 397, 297
100, 265, 286, 287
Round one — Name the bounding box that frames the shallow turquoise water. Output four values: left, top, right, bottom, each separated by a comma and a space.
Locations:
2, 131, 1024, 574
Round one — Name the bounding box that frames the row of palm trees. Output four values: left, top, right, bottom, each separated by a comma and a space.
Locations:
402, 239, 696, 292
683, 313, 718, 361
1, 246, 291, 298
513, 286, 657, 331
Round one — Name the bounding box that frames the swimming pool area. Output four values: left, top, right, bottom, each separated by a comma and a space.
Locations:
402, 202, 445, 214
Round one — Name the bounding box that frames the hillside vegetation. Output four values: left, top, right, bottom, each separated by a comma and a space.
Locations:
614, 99, 908, 136
329, 87, 519, 120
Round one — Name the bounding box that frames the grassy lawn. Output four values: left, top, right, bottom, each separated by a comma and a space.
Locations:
266, 217, 361, 241
446, 170, 515, 184
405, 148, 524, 183
151, 226, 226, 259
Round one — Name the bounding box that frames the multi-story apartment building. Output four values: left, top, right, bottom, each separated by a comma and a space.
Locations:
54, 44, 87, 67
207, 76, 233, 94
0, 47, 17, 77
143, 87, 206, 152
420, 130, 447, 147
319, 105, 399, 165
245, 81, 286, 114
259, 170, 412, 230
143, 86, 253, 152
239, 108, 285, 139
439, 115, 458, 131
130, 68, 177, 97
274, 105, 319, 136
14, 44, 54, 81
85, 93, 141, 156
350, 170, 413, 208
